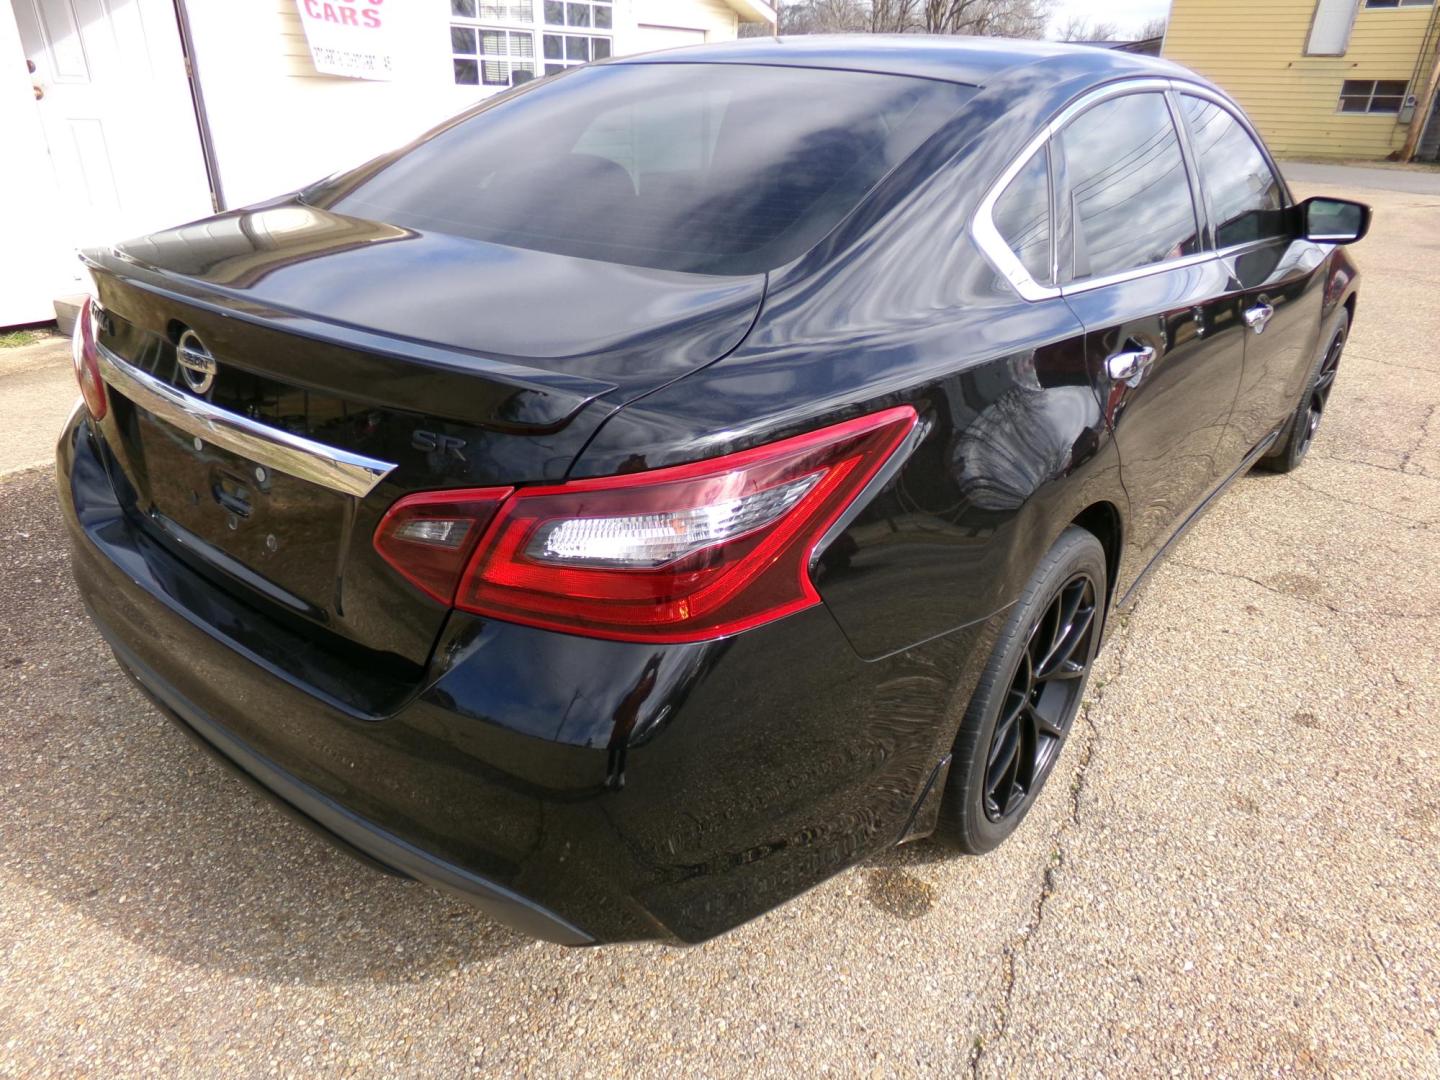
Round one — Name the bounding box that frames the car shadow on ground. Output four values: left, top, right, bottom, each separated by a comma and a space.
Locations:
1, 479, 527, 986
6, 472, 993, 967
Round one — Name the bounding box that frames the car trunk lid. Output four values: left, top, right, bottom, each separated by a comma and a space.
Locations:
84, 203, 764, 682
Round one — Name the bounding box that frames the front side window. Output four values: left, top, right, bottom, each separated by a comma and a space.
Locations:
1061, 92, 1200, 280
1179, 96, 1287, 248
310, 64, 974, 275
1338, 79, 1410, 113
992, 148, 1052, 285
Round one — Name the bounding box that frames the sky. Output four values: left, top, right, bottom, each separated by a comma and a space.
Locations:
1047, 0, 1173, 37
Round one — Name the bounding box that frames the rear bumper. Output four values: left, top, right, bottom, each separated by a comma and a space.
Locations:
59, 409, 995, 943
105, 632, 593, 945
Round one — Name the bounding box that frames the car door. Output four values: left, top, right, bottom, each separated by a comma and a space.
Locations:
1174, 92, 1329, 468
1051, 87, 1247, 597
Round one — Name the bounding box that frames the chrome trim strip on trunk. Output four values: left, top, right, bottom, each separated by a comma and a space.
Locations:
95, 344, 397, 499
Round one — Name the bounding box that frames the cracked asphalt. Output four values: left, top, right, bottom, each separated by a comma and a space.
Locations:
2, 176, 1437, 1077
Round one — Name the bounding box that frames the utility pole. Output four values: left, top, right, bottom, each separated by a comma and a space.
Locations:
1400, 13, 1440, 162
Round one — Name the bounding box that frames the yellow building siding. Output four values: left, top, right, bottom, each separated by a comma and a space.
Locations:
1164, 1, 1435, 159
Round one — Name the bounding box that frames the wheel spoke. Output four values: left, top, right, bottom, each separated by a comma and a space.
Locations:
988, 694, 1025, 770
1052, 585, 1085, 651
1044, 655, 1088, 680
1028, 702, 1065, 739
1026, 603, 1055, 667
985, 723, 1023, 813
1037, 591, 1095, 680
1035, 589, 1080, 674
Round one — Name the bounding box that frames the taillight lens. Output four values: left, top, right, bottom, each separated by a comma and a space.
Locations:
373, 488, 512, 605
71, 295, 108, 420
384, 407, 914, 642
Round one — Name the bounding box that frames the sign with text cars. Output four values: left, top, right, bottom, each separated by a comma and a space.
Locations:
295, 0, 396, 80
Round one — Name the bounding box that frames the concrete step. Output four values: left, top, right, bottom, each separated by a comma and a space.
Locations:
53, 295, 87, 338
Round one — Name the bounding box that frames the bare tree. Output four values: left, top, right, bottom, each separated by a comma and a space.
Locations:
869, 0, 922, 32
1054, 14, 1120, 41
755, 0, 1053, 38
774, 0, 870, 33
1135, 16, 1167, 40
921, 0, 1052, 37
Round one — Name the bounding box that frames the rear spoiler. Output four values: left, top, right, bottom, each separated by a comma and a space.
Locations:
83, 249, 614, 433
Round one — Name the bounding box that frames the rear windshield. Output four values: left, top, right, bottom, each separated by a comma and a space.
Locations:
305, 63, 973, 275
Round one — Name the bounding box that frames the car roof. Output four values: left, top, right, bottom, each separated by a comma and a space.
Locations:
617, 34, 1191, 88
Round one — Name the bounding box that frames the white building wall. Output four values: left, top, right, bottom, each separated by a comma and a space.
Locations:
186, 0, 761, 209
627, 0, 738, 50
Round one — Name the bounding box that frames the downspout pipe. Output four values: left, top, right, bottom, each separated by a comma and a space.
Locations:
1399, 3, 1440, 162
170, 0, 226, 211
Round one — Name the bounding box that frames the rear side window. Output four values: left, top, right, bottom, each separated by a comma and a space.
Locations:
308, 63, 973, 275
1061, 93, 1200, 280
992, 148, 1052, 285
1179, 96, 1287, 249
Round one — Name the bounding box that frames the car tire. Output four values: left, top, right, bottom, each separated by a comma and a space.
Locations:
1255, 311, 1349, 474
935, 526, 1106, 855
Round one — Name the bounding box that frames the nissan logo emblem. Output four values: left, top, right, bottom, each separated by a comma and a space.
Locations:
175, 329, 217, 395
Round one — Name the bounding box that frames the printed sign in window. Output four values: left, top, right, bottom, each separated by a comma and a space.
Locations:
296, 0, 397, 81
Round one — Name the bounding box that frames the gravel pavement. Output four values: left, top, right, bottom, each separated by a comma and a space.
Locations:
0, 332, 74, 477
1, 180, 1436, 1077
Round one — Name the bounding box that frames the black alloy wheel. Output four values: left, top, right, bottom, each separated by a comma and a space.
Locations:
1297, 325, 1344, 459
1258, 314, 1348, 474
983, 573, 1097, 822
938, 526, 1107, 854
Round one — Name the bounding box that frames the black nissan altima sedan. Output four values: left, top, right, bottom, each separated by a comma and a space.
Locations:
57, 36, 1369, 945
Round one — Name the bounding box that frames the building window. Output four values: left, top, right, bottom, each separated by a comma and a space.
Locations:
1364, 0, 1432, 8
1306, 0, 1358, 55
450, 0, 610, 86
1338, 79, 1410, 113
541, 1, 612, 75
451, 1, 537, 87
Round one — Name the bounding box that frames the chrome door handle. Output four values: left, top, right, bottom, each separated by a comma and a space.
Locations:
1243, 302, 1274, 334
1106, 344, 1156, 387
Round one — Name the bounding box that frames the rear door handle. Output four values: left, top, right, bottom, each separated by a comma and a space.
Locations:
1243, 302, 1274, 334
1105, 343, 1156, 387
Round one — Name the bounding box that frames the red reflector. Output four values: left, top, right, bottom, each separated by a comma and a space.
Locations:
71, 296, 109, 421
453, 407, 917, 643
373, 488, 512, 605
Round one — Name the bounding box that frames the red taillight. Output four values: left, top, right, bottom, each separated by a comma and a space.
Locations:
373, 407, 917, 642
71, 296, 108, 420
373, 487, 512, 605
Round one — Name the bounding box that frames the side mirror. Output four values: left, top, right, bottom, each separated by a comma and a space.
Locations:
1296, 196, 1371, 244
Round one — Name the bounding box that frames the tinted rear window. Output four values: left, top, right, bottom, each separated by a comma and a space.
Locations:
305, 63, 973, 275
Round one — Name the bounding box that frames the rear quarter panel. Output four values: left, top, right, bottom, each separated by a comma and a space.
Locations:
573, 67, 1158, 660
572, 109, 1132, 659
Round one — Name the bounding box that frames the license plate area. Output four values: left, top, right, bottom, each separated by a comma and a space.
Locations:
134, 407, 348, 617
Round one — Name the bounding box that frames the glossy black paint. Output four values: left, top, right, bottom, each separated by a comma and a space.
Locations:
62, 412, 1000, 941
1066, 260, 1248, 593
60, 38, 1362, 943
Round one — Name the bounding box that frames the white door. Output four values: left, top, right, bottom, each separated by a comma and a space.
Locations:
0, 4, 65, 324
4, 0, 211, 321
636, 24, 707, 52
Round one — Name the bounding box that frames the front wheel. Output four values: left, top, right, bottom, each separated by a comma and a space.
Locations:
936, 526, 1106, 855
1255, 313, 1348, 474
